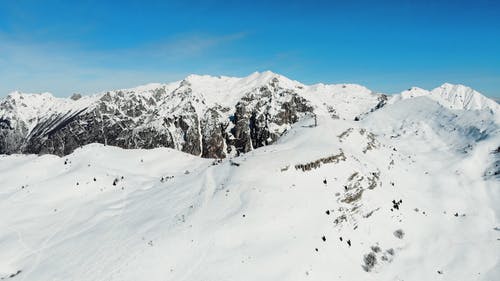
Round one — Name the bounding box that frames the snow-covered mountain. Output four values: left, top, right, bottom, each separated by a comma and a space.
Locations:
0, 71, 389, 157
2, 72, 498, 159
390, 83, 500, 111
0, 72, 499, 281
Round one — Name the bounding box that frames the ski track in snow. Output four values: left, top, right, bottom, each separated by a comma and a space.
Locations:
21, 204, 81, 281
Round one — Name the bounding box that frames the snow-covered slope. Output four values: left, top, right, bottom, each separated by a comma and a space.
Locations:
1, 109, 499, 280
1, 72, 499, 280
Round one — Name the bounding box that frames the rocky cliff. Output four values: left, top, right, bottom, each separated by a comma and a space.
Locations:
4, 71, 459, 158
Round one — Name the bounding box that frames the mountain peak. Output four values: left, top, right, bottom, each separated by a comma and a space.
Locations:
7, 91, 55, 100
431, 83, 498, 111
390, 83, 498, 112
247, 70, 278, 79
400, 86, 429, 98
435, 82, 474, 93
243, 70, 303, 89
181, 71, 293, 87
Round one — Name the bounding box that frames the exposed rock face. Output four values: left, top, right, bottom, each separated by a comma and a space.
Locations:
0, 72, 384, 158
0, 117, 26, 154
354, 94, 388, 121
201, 108, 228, 158
227, 79, 314, 155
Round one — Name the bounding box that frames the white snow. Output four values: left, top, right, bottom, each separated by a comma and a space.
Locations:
1, 73, 499, 280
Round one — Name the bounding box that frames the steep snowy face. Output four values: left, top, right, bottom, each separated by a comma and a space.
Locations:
1, 92, 57, 124
391, 83, 500, 112
0, 92, 49, 153
0, 92, 98, 154
0, 72, 386, 157
430, 83, 500, 111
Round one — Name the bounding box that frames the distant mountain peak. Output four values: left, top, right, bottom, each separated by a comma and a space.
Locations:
391, 82, 498, 111
7, 91, 55, 100
431, 83, 498, 110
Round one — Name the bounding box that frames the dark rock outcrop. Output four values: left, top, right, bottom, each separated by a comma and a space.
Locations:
0, 76, 315, 158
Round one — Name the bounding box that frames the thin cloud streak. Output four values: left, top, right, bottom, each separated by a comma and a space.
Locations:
0, 32, 248, 96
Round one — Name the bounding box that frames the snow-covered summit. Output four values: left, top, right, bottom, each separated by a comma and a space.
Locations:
391, 83, 499, 112
173, 71, 303, 108
431, 83, 499, 110
398, 86, 429, 99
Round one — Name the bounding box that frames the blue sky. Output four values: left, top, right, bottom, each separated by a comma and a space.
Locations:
0, 0, 499, 97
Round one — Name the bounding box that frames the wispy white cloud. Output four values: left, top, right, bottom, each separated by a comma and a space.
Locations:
148, 32, 247, 58
0, 32, 247, 96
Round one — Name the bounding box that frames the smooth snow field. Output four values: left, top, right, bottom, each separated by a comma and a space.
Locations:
1, 91, 500, 280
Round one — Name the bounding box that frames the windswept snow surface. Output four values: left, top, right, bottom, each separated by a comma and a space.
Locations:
1, 73, 500, 280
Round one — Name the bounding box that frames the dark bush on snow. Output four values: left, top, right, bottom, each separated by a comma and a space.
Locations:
362, 252, 377, 272
393, 229, 405, 239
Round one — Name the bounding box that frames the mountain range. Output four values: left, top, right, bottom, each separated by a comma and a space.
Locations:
1, 71, 498, 158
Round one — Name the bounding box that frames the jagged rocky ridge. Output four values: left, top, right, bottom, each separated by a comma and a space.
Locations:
0, 72, 378, 157
1, 71, 498, 158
